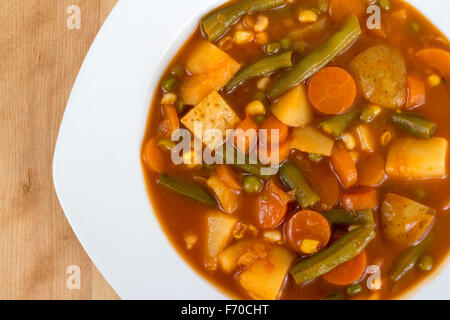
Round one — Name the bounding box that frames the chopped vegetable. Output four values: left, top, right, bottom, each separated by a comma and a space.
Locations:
143, 138, 167, 173
390, 113, 437, 139
357, 154, 386, 186
291, 126, 334, 156
181, 91, 241, 150
347, 283, 363, 296
330, 147, 358, 189
160, 105, 180, 136
287, 16, 330, 42
285, 210, 331, 254
355, 124, 376, 152
234, 117, 259, 154
322, 291, 345, 300
226, 51, 293, 92
207, 175, 241, 214
308, 67, 357, 115
259, 115, 289, 145
322, 209, 374, 226
259, 138, 291, 166
308, 153, 323, 163
298, 9, 318, 24
157, 138, 176, 152
416, 48, 450, 79
243, 176, 262, 193
216, 165, 242, 191
218, 239, 258, 273
350, 45, 407, 109
385, 137, 448, 179
162, 76, 179, 92
340, 189, 378, 211
201, 0, 285, 41
360, 104, 382, 123
219, 147, 272, 180
381, 193, 435, 249
406, 75, 426, 109
245, 100, 266, 117
279, 161, 320, 208
342, 132, 356, 151
264, 42, 282, 55
255, 180, 291, 229
271, 84, 314, 127
428, 74, 442, 87
268, 15, 361, 100
418, 255, 434, 272
322, 251, 367, 285
158, 175, 217, 206
329, 0, 365, 24
319, 108, 359, 138
290, 225, 375, 284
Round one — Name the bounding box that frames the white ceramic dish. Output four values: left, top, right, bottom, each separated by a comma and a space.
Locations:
53, 0, 450, 299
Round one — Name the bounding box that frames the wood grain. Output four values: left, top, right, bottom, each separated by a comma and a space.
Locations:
0, 0, 119, 299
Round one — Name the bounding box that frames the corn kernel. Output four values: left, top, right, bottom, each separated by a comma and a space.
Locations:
256, 76, 271, 91
161, 93, 177, 105
300, 239, 320, 254
255, 32, 269, 45
428, 74, 442, 87
245, 100, 266, 117
183, 231, 198, 250
183, 150, 201, 169
342, 132, 356, 150
234, 30, 255, 44
298, 9, 318, 23
349, 150, 359, 163
381, 131, 393, 146
254, 14, 269, 32
263, 230, 282, 243
218, 36, 233, 51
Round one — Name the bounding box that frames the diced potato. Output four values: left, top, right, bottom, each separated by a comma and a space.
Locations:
218, 239, 258, 273
385, 137, 448, 179
205, 210, 238, 268
355, 124, 376, 152
238, 245, 295, 300
271, 84, 314, 127
381, 193, 435, 249
291, 126, 334, 156
181, 91, 241, 150
350, 45, 406, 109
180, 40, 241, 105
207, 175, 240, 214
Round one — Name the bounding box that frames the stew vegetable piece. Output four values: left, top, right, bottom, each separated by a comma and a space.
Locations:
142, 0, 450, 300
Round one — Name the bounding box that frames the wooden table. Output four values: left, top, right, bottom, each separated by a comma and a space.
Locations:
0, 0, 119, 299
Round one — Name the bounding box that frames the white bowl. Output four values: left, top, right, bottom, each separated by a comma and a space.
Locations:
53, 0, 450, 299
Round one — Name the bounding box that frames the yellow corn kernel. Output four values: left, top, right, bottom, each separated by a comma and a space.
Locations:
245, 100, 266, 117
218, 36, 233, 51
256, 76, 271, 91
182, 150, 201, 169
300, 239, 320, 254
248, 224, 258, 236
349, 150, 359, 163
342, 132, 356, 150
161, 93, 177, 105
263, 230, 282, 243
298, 9, 318, 23
254, 14, 269, 32
381, 131, 393, 146
234, 30, 255, 44
428, 74, 442, 87
183, 231, 198, 250
255, 32, 269, 45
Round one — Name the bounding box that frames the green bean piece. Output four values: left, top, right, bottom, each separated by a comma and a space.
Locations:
377, 0, 390, 11
322, 209, 374, 226
162, 76, 179, 92
360, 105, 381, 123
319, 108, 359, 138
225, 51, 293, 92
308, 153, 323, 163
217, 147, 272, 180
322, 291, 345, 300
158, 175, 217, 206
389, 234, 434, 281
268, 15, 361, 100
279, 161, 320, 208
390, 113, 437, 139
265, 42, 282, 55
243, 176, 263, 193
418, 255, 434, 272
201, 0, 285, 41
290, 225, 376, 284
410, 22, 421, 33
157, 138, 177, 152
347, 283, 363, 296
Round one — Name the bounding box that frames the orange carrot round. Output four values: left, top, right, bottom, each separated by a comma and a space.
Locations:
234, 117, 258, 154
255, 180, 291, 229
406, 75, 426, 109
216, 165, 242, 191
322, 251, 367, 286
258, 138, 291, 166
340, 189, 378, 211
331, 147, 358, 189
285, 210, 331, 254
259, 115, 289, 145
308, 67, 357, 115
416, 48, 450, 79
143, 138, 166, 173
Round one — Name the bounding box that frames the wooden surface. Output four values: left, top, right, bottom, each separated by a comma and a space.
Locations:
0, 0, 119, 299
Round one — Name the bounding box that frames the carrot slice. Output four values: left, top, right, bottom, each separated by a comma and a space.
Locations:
258, 138, 291, 166
416, 48, 450, 79
285, 210, 331, 254
143, 138, 166, 173
260, 115, 289, 145
406, 75, 426, 109
234, 117, 258, 154
216, 165, 242, 191
308, 67, 357, 115
329, 0, 365, 25
322, 251, 367, 285
340, 189, 378, 211
159, 105, 180, 136
255, 180, 291, 229
357, 154, 385, 187
330, 147, 358, 189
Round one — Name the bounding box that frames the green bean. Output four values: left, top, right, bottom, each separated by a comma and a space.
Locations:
290, 225, 376, 284
360, 105, 381, 123
347, 283, 363, 296
308, 153, 323, 163
390, 234, 434, 281
319, 108, 359, 138
268, 15, 361, 100
217, 147, 272, 180
322, 291, 345, 300
418, 255, 434, 272
225, 51, 293, 92
201, 0, 285, 41
158, 175, 217, 206
243, 176, 263, 193
264, 42, 282, 55
279, 161, 320, 208
390, 113, 437, 139
377, 0, 390, 11
322, 209, 374, 226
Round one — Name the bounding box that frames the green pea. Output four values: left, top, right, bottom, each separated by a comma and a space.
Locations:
253, 91, 268, 104
347, 283, 363, 296
204, 163, 215, 170
170, 64, 184, 78
322, 291, 345, 300
176, 99, 186, 114
280, 38, 291, 50
243, 176, 262, 193
418, 255, 434, 272
308, 153, 323, 163
162, 76, 179, 92
265, 42, 281, 55
410, 22, 421, 33
414, 187, 427, 200
254, 115, 265, 124
157, 138, 177, 152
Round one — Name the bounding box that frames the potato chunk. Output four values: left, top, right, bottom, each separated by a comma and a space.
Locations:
218, 239, 259, 273
381, 193, 435, 249
180, 40, 241, 105
207, 175, 240, 214
271, 84, 314, 127
350, 45, 406, 109
385, 137, 448, 179
181, 91, 241, 150
291, 126, 334, 156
